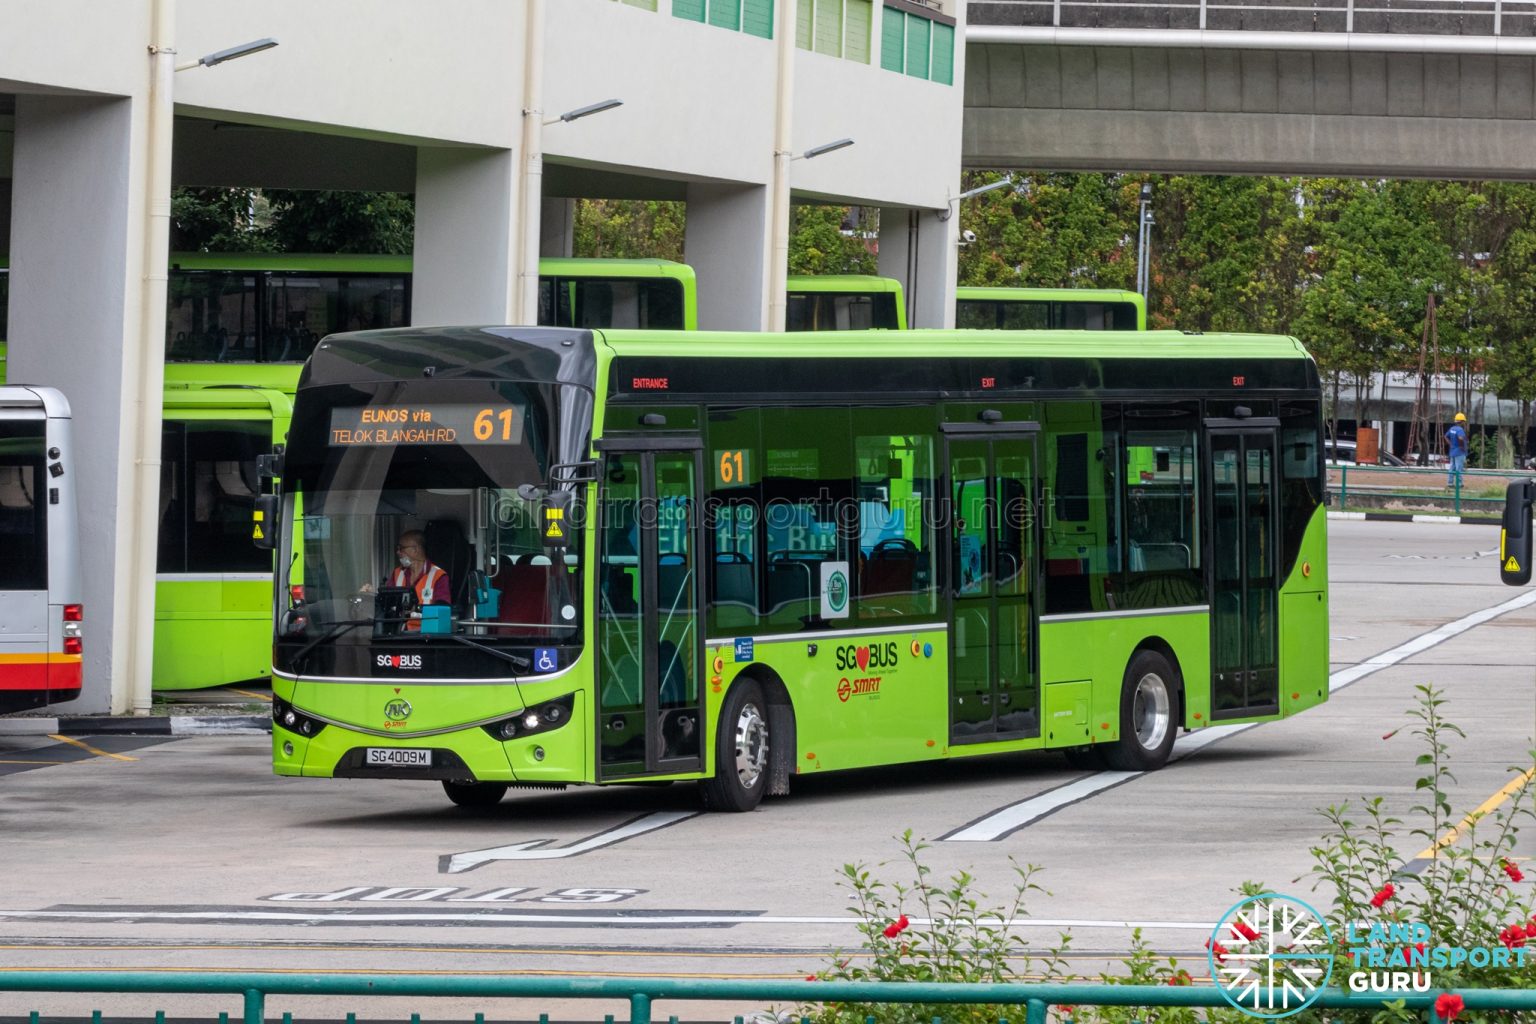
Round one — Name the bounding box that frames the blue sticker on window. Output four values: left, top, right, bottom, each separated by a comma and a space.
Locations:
533, 647, 558, 673
733, 638, 754, 662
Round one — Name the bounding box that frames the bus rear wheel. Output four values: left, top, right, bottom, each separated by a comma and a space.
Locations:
442, 779, 509, 808
699, 680, 770, 812
1102, 650, 1179, 772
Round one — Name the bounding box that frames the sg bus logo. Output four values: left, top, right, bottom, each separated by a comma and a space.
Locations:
377, 654, 422, 670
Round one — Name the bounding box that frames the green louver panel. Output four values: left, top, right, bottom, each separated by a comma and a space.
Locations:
931, 20, 954, 83
797, 0, 814, 48
710, 0, 742, 29
743, 0, 774, 37
814, 0, 843, 55
905, 13, 930, 79
674, 0, 706, 21
881, 6, 905, 71
844, 0, 872, 63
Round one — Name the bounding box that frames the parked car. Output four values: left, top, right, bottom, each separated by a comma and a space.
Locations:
1325, 439, 1408, 467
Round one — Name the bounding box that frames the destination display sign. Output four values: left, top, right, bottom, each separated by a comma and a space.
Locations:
329, 404, 524, 447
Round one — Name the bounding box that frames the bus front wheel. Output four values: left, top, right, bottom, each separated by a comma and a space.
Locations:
1102, 650, 1179, 772
442, 779, 509, 808
699, 680, 770, 812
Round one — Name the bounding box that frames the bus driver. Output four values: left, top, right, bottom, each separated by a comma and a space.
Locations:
361, 530, 451, 630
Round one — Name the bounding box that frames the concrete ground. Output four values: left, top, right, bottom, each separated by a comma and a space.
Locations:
1, 517, 1532, 1021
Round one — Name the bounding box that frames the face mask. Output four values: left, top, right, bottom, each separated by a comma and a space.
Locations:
398, 555, 414, 569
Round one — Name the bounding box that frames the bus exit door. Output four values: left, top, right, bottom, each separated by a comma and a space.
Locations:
944, 428, 1040, 742
1205, 421, 1281, 718
595, 443, 705, 780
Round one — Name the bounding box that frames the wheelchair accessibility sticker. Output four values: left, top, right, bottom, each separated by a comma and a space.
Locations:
534, 648, 558, 673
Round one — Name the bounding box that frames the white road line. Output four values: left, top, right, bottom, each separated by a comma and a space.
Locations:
943, 587, 1536, 842
0, 909, 1217, 930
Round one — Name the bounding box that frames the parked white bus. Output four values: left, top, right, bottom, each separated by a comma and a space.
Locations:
0, 386, 82, 713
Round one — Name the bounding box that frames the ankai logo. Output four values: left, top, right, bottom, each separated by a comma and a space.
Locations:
383, 698, 412, 722
1210, 893, 1334, 1018
377, 654, 422, 670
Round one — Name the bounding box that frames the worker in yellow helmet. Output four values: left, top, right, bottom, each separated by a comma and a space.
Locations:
1446, 412, 1469, 488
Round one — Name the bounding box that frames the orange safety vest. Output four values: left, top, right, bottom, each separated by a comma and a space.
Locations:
389, 563, 446, 631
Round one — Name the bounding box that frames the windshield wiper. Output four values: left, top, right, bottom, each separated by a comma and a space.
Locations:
430, 632, 531, 672
288, 619, 371, 673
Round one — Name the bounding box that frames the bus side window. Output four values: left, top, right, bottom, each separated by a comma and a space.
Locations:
854, 407, 938, 621
705, 408, 763, 634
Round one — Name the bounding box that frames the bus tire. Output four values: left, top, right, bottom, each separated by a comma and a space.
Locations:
1102, 650, 1179, 772
698, 679, 770, 812
442, 779, 509, 808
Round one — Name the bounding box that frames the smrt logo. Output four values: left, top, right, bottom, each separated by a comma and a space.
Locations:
377, 654, 422, 670
837, 677, 882, 702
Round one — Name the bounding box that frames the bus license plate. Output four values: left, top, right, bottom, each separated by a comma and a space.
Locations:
366, 748, 431, 767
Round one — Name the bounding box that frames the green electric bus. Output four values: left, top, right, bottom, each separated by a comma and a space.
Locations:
256, 326, 1328, 809
786, 275, 906, 331
956, 287, 1147, 331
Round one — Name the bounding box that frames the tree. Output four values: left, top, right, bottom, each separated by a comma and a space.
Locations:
262, 190, 414, 254
572, 199, 685, 260
787, 205, 876, 275
169, 187, 273, 253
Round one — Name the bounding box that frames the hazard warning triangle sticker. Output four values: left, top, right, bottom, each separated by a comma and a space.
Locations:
1506, 556, 1522, 573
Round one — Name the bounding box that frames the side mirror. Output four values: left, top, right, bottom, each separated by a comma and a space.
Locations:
252, 494, 280, 551
1500, 480, 1536, 586
540, 489, 575, 549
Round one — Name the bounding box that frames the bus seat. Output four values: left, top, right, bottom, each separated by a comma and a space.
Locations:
490, 557, 556, 635
1129, 541, 1190, 572
602, 563, 639, 616
424, 519, 472, 611
0, 466, 32, 509
766, 561, 813, 615
713, 558, 755, 608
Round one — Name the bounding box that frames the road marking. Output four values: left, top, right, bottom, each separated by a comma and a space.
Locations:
0, 908, 1217, 930
46, 735, 137, 762
441, 811, 698, 872
943, 587, 1536, 842
1413, 766, 1536, 860
228, 688, 273, 702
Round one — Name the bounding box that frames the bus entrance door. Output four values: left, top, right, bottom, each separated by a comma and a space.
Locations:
595, 444, 705, 781
1205, 422, 1281, 718
945, 430, 1040, 743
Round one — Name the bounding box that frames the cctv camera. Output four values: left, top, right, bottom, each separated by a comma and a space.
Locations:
959, 229, 977, 244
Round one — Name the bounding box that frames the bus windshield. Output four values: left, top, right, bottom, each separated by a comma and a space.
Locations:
276, 379, 584, 673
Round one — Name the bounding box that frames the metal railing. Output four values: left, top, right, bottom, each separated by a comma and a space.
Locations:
2, 973, 1534, 1024
1329, 463, 1525, 517
970, 0, 1536, 45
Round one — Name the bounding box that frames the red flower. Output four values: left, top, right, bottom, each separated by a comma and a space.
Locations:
882, 913, 910, 938
1435, 993, 1465, 1022
1370, 883, 1395, 908
1057, 1007, 1076, 1019
1166, 970, 1193, 986
1500, 924, 1527, 949
1525, 920, 1536, 939
1206, 938, 1229, 964
1504, 859, 1526, 883
1230, 920, 1260, 942
805, 974, 818, 981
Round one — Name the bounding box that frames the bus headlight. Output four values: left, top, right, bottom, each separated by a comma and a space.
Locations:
272, 698, 327, 738
482, 693, 575, 743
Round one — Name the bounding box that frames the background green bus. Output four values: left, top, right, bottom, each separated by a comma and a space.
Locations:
955, 287, 1147, 331
260, 326, 1328, 810
785, 275, 906, 331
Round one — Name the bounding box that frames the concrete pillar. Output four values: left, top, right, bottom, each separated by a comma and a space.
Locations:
413, 147, 519, 326
877, 207, 958, 329
685, 182, 771, 331
9, 95, 143, 714
540, 197, 575, 258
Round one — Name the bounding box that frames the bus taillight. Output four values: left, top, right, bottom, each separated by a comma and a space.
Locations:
63, 604, 83, 655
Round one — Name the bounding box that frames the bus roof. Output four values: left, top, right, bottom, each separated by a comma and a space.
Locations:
785, 274, 905, 294
955, 286, 1144, 303
0, 384, 72, 418
596, 328, 1308, 361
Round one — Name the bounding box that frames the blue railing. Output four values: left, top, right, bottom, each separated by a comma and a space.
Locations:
0, 973, 1529, 1024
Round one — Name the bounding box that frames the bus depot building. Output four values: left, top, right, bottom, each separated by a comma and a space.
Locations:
0, 0, 967, 713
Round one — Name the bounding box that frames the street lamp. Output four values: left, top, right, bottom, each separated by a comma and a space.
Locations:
938, 174, 1014, 221
1136, 181, 1155, 301
795, 137, 855, 160
175, 37, 278, 72
543, 98, 623, 126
